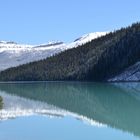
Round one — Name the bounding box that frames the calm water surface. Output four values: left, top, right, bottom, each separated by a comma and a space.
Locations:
0, 82, 140, 140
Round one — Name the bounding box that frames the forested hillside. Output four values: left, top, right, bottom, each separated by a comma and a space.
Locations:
0, 22, 140, 81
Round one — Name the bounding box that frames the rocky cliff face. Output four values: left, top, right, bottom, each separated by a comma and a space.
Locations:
109, 61, 140, 82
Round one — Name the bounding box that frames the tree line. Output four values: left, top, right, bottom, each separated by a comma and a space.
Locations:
0, 22, 140, 81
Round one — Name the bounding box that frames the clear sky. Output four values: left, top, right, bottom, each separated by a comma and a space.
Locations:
0, 0, 140, 44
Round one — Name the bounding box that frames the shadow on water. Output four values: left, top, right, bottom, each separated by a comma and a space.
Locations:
0, 82, 140, 137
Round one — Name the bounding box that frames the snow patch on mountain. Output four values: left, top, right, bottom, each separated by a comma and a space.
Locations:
70, 32, 107, 48
0, 32, 107, 71
74, 32, 107, 42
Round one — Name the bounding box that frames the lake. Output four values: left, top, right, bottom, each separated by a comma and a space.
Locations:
0, 82, 140, 140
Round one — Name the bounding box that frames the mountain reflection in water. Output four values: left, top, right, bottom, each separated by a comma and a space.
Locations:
0, 82, 140, 138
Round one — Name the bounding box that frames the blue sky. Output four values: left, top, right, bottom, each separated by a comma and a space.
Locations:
0, 0, 140, 44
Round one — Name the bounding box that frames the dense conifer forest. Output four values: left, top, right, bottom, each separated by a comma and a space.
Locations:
0, 22, 140, 81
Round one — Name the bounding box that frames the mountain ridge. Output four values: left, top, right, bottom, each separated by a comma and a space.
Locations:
0, 22, 140, 81
0, 32, 107, 71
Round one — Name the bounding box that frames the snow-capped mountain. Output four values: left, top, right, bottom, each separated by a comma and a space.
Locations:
0, 32, 107, 71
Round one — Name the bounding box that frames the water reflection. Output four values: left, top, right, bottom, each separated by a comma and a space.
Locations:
0, 96, 3, 109
0, 82, 140, 137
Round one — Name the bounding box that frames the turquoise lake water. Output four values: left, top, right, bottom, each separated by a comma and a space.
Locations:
0, 82, 140, 140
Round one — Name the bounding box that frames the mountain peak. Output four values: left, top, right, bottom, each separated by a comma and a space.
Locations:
0, 31, 108, 71
74, 32, 107, 42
